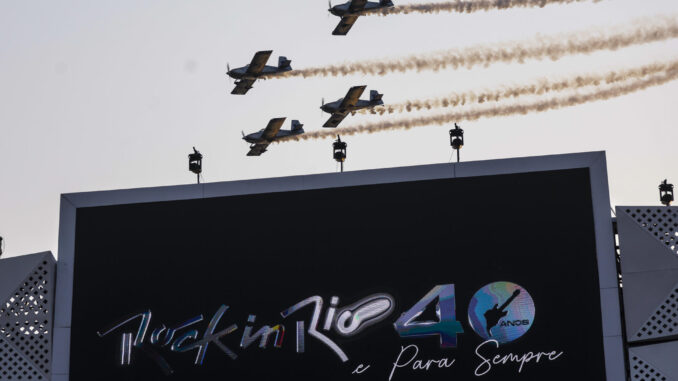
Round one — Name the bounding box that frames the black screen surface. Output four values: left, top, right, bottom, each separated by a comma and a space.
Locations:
70, 168, 606, 380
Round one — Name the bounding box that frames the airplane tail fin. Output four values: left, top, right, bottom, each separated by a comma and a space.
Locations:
278, 56, 292, 70
291, 120, 304, 133
379, 0, 394, 5
370, 90, 383, 103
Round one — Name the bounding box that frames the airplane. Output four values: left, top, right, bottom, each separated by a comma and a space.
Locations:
329, 0, 395, 36
242, 118, 304, 156
227, 50, 292, 95
321, 85, 383, 128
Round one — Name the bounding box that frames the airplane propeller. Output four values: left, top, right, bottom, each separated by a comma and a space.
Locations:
226, 63, 232, 84
241, 131, 245, 138
328, 0, 332, 17
321, 98, 325, 118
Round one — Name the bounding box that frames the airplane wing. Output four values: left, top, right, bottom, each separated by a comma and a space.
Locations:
349, 0, 368, 12
247, 143, 270, 156
261, 117, 286, 140
231, 78, 256, 95
332, 15, 359, 36
338, 85, 367, 110
245, 50, 273, 75
323, 112, 348, 128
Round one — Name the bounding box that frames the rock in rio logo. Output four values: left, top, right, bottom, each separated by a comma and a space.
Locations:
98, 281, 537, 373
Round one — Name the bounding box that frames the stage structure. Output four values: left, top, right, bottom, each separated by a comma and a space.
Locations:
0, 252, 56, 381
616, 206, 678, 380
51, 151, 625, 381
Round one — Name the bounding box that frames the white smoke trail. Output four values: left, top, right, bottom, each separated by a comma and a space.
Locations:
278, 67, 678, 142
375, 0, 601, 15
361, 60, 678, 114
274, 16, 678, 78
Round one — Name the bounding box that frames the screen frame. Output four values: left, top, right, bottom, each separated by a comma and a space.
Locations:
52, 151, 625, 381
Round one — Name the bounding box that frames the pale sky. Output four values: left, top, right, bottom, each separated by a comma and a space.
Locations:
1, 0, 677, 258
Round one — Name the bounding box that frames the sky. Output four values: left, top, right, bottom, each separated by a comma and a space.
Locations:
1, 0, 677, 258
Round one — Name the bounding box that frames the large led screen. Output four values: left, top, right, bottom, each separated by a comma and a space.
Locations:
69, 168, 608, 380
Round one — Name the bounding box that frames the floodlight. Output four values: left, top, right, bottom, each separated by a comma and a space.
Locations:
189, 147, 203, 184
659, 179, 674, 206
449, 123, 464, 163
333, 136, 347, 172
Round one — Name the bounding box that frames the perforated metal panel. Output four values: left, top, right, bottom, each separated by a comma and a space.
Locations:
0, 253, 55, 381
619, 206, 678, 381
624, 207, 678, 255
617, 206, 678, 343
633, 282, 678, 341
630, 354, 669, 381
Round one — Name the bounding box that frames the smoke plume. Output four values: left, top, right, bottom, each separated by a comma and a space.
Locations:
375, 0, 601, 16
274, 17, 678, 78
361, 60, 678, 114
278, 67, 678, 142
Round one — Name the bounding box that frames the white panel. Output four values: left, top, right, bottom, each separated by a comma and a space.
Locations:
203, 174, 305, 199
602, 336, 626, 381
63, 183, 204, 208
52, 263, 72, 330
300, 163, 455, 191
52, 197, 76, 381
204, 163, 455, 199
600, 288, 623, 337
54, 197, 75, 330
454, 151, 601, 178
588, 153, 619, 290
50, 328, 69, 375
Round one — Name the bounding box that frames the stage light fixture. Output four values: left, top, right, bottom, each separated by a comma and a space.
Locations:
189, 147, 203, 184
659, 179, 674, 206
333, 135, 347, 172
449, 123, 464, 163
